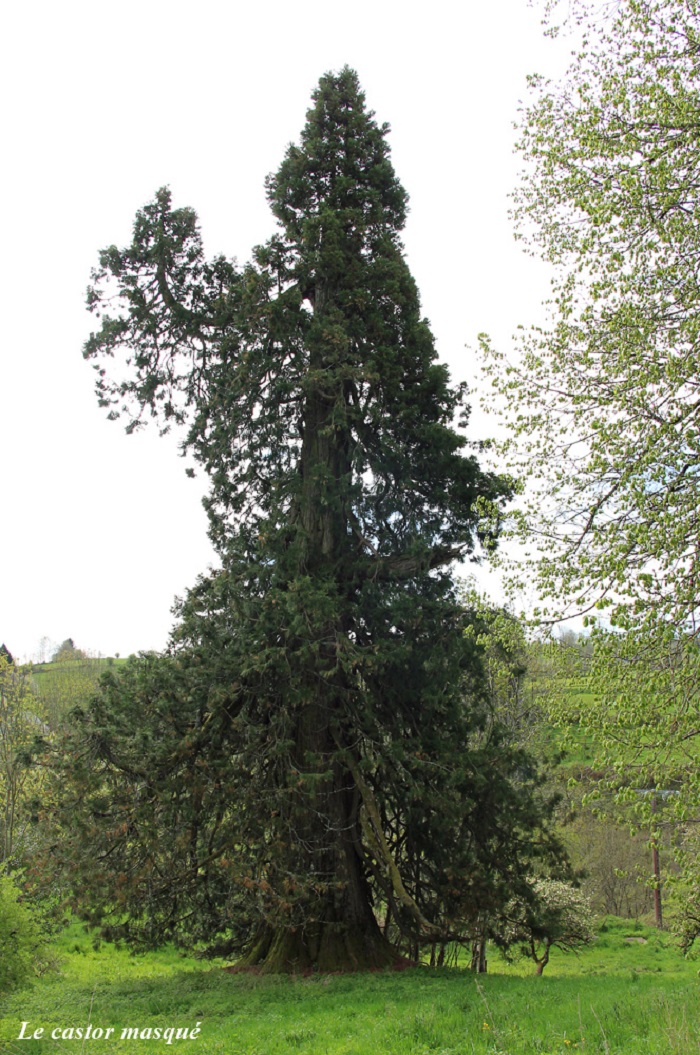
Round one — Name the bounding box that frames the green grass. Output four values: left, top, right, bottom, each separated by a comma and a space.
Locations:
30, 658, 126, 689
1, 918, 698, 1054
29, 658, 128, 725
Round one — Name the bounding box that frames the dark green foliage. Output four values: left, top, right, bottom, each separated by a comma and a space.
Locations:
57, 68, 560, 970
48, 652, 257, 951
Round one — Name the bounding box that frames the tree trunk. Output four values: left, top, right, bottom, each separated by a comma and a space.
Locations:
533, 939, 550, 976
236, 723, 398, 972
470, 938, 488, 973
237, 343, 401, 972
470, 915, 488, 973
237, 897, 398, 973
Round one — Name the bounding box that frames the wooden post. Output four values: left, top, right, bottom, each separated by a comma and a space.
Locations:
651, 795, 662, 929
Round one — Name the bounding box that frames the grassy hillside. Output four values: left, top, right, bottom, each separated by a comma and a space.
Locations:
29, 657, 127, 725
1, 918, 697, 1055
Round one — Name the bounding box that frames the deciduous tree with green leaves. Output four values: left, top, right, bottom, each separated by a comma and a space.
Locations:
58, 68, 564, 971
0, 655, 46, 863
479, 0, 700, 938
481, 0, 700, 634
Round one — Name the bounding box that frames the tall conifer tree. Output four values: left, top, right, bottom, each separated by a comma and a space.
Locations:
69, 69, 557, 970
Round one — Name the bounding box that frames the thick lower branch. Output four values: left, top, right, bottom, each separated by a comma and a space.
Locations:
358, 545, 465, 583
338, 746, 441, 940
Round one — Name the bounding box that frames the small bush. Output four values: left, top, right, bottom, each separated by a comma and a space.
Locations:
0, 874, 53, 992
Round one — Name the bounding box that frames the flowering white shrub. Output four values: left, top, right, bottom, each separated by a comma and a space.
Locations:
500, 878, 595, 975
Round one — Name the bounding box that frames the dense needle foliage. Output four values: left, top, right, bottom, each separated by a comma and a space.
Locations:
52, 69, 562, 971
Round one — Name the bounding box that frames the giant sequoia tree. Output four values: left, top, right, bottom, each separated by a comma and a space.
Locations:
64, 69, 560, 971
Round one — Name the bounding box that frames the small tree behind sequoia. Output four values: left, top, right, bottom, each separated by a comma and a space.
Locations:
61, 69, 563, 971
502, 879, 594, 976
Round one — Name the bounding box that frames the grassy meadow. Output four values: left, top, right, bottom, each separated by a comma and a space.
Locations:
1, 918, 698, 1055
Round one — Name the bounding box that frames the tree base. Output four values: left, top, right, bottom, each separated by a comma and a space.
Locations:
232, 920, 402, 974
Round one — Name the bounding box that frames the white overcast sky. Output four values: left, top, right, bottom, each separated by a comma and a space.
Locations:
1, 0, 570, 662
